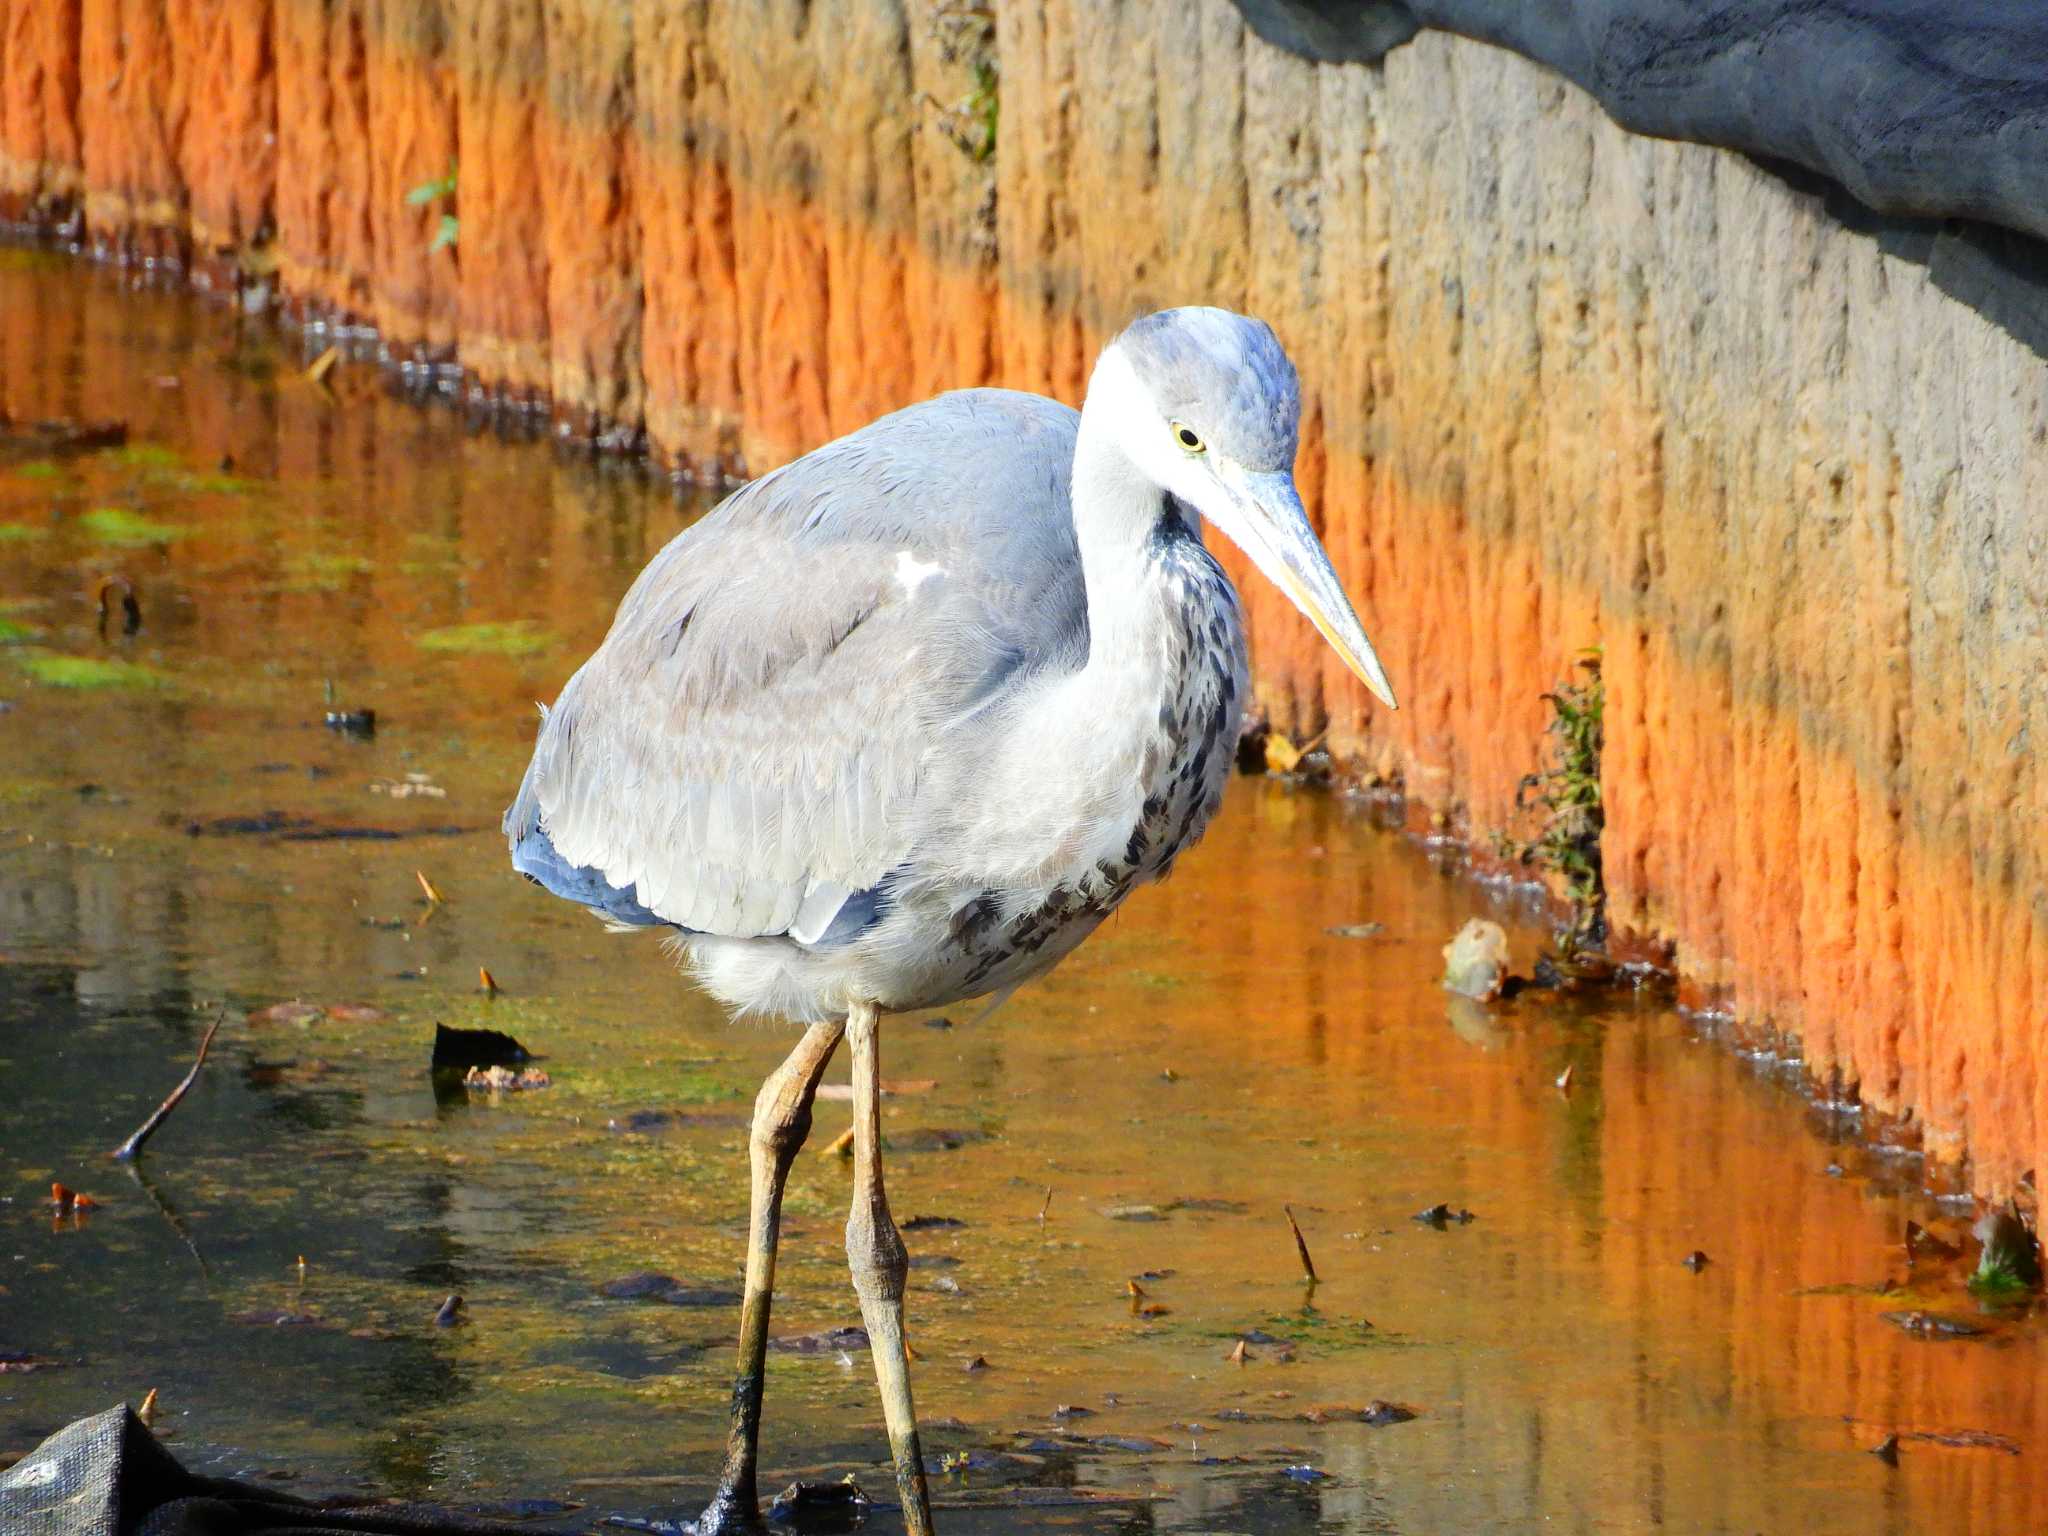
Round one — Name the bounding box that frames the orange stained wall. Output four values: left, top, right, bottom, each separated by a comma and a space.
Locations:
2, 0, 2044, 1200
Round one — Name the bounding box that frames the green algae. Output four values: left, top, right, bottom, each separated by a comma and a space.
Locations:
79, 505, 189, 545
12, 460, 65, 481
0, 616, 38, 643
0, 521, 49, 542
283, 551, 375, 590
110, 443, 185, 472
13, 650, 169, 689
418, 620, 557, 657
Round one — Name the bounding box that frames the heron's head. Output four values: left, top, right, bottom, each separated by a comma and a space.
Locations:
1093, 307, 1397, 709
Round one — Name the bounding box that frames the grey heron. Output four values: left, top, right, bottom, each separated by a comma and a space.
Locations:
504, 307, 1397, 1535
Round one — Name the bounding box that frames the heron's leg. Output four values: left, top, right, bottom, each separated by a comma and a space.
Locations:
844, 999, 935, 1536
696, 1018, 845, 1536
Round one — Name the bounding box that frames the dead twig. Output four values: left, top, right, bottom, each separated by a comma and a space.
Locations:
111, 1011, 224, 1161
1283, 1204, 1318, 1283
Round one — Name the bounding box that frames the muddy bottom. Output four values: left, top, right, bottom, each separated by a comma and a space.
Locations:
0, 251, 2040, 1534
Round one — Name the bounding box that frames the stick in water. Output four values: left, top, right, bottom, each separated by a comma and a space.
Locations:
111, 1011, 224, 1161
1284, 1204, 1318, 1283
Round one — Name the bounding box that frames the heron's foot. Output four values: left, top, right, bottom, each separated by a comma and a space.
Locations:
688, 1485, 767, 1536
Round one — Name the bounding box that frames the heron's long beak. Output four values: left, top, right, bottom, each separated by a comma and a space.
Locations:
1219, 467, 1399, 710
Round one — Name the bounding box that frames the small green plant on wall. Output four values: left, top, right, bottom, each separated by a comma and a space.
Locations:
407, 163, 458, 252
1498, 649, 1605, 950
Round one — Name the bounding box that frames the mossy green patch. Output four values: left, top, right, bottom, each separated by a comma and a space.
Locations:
417, 620, 556, 657
0, 617, 39, 643
283, 551, 375, 590
14, 651, 169, 689
0, 522, 49, 542
110, 443, 184, 472
12, 460, 65, 482
79, 506, 188, 545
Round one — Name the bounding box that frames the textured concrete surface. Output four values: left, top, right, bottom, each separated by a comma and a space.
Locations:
1, 0, 2043, 1198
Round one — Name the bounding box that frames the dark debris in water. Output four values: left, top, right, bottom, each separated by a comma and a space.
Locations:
885, 1127, 987, 1153
231, 1309, 327, 1328
1881, 1310, 1986, 1339
432, 1023, 530, 1072
597, 1273, 742, 1308
324, 709, 377, 739
604, 1108, 740, 1135
1414, 1203, 1476, 1228
768, 1326, 869, 1355
900, 1214, 965, 1231
0, 1350, 72, 1374
186, 811, 472, 841
0, 413, 126, 460
766, 1476, 868, 1530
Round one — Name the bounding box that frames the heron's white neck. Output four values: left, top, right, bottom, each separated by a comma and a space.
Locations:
1070, 349, 1188, 663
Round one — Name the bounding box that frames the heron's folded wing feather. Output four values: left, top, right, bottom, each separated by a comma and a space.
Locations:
506, 493, 981, 939
504, 387, 1087, 942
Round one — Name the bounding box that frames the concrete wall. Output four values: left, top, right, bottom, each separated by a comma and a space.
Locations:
3, 0, 2043, 1197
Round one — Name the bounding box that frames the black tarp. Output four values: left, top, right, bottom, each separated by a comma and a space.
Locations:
1233, 0, 2048, 356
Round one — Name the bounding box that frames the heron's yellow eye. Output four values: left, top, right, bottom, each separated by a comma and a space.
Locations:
1171, 421, 1205, 454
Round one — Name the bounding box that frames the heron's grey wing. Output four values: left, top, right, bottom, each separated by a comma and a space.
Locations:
504, 388, 1085, 941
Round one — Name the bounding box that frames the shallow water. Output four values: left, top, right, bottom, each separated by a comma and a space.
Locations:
0, 252, 2042, 1535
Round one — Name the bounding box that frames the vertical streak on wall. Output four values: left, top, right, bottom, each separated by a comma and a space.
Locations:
275, 0, 374, 324
540, 0, 640, 441
1242, 31, 1328, 739
992, 0, 1084, 404
902, 3, 999, 400
719, 0, 831, 472
1070, 1, 1161, 339
0, 0, 83, 219
452, 0, 550, 400
81, 0, 187, 258
809, 2, 914, 442
365, 0, 458, 354
636, 0, 742, 471
179, 0, 276, 273
1315, 56, 1389, 765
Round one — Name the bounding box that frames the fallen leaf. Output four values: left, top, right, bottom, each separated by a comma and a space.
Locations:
1264, 733, 1304, 773
416, 869, 444, 904
819, 1126, 855, 1159
478, 966, 499, 994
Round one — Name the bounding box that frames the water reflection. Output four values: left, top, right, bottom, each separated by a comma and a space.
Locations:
0, 253, 2040, 1535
